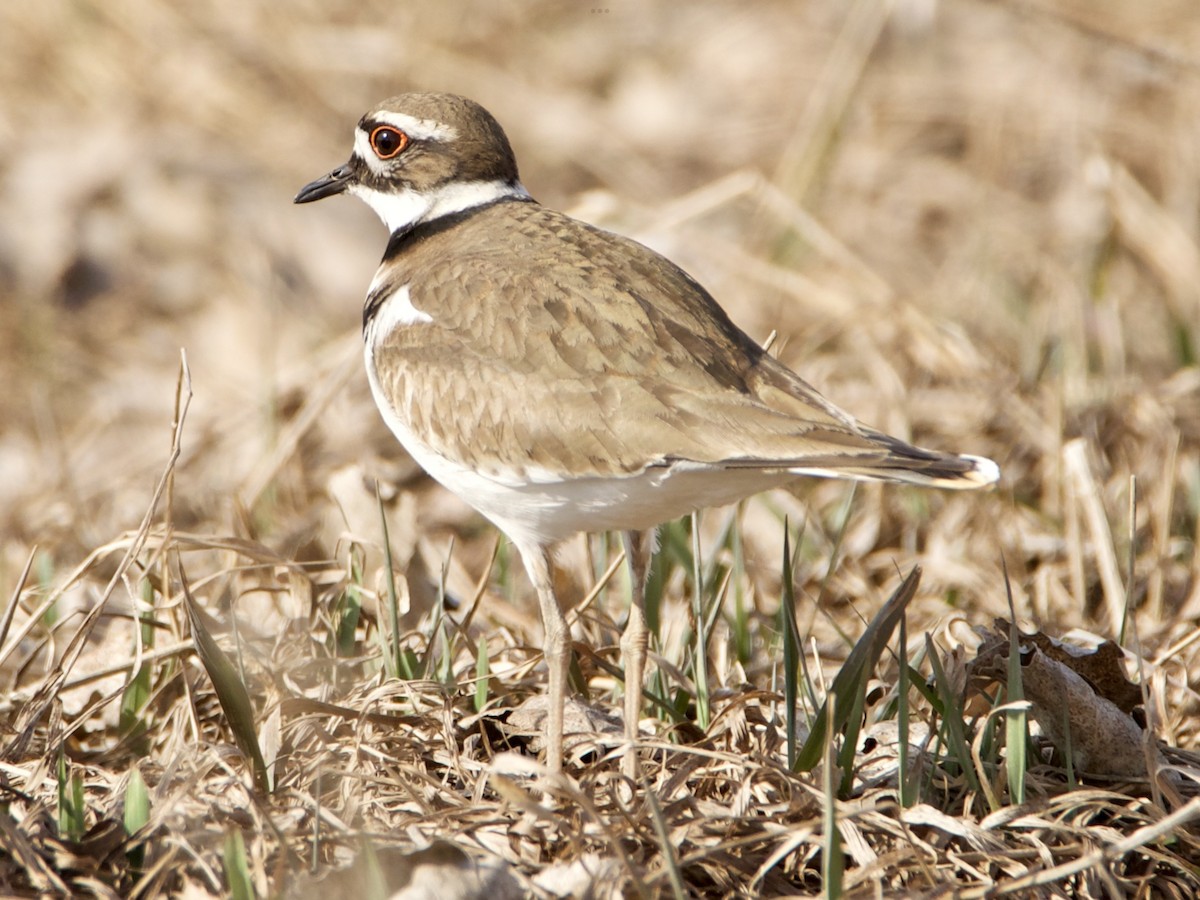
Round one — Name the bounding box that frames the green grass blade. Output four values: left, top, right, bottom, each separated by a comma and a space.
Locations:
690, 511, 710, 730
70, 769, 85, 841
822, 699, 844, 899
182, 571, 271, 793
56, 750, 67, 836
376, 487, 402, 679
38, 551, 59, 627
223, 828, 255, 900
795, 566, 922, 772
474, 635, 490, 713
731, 508, 751, 664
924, 633, 981, 800
124, 766, 150, 870
836, 666, 869, 798
336, 543, 364, 658
119, 579, 156, 756
124, 768, 150, 835
780, 523, 801, 770
57, 749, 86, 842
433, 548, 456, 687
897, 614, 914, 808
1004, 563, 1027, 806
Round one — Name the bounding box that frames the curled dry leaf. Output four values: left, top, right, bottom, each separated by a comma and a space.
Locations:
969, 622, 1162, 778
985, 618, 1143, 714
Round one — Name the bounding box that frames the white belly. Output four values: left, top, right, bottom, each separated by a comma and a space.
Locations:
363, 340, 789, 547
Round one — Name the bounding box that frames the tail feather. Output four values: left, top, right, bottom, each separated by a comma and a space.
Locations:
783, 453, 999, 490
711, 431, 1000, 491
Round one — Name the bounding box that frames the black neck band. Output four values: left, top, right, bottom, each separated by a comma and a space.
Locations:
380, 193, 534, 262
362, 193, 535, 329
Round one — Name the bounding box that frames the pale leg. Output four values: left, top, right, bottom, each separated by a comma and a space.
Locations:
620, 528, 656, 779
519, 542, 568, 774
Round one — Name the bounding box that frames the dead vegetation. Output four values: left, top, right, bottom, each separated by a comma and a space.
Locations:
2, 0, 1200, 896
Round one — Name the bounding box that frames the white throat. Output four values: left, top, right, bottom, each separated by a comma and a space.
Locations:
350, 179, 531, 234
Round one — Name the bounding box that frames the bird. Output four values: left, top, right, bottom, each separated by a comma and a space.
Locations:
295, 92, 999, 777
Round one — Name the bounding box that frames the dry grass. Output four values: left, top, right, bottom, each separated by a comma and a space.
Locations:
3, 0, 1200, 896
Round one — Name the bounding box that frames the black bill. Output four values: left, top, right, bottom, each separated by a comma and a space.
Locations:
294, 163, 355, 203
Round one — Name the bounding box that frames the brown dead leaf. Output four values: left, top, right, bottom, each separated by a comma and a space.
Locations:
1008, 621, 1144, 715
969, 622, 1161, 778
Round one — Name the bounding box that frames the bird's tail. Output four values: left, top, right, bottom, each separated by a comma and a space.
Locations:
716, 427, 1000, 490
783, 452, 999, 490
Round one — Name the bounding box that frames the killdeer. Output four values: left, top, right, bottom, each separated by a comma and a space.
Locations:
295, 92, 999, 776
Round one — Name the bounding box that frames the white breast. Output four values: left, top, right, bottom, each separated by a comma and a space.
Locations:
365, 282, 432, 335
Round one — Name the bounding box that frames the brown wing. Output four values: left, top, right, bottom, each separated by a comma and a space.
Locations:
370, 200, 979, 483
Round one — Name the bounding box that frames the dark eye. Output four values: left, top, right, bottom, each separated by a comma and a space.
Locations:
370, 125, 409, 159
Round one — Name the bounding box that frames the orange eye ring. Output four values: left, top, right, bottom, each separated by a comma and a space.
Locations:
369, 125, 409, 159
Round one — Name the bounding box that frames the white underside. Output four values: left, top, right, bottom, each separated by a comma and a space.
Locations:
365, 356, 793, 547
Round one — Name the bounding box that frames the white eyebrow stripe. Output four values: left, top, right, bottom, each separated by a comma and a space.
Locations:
371, 111, 458, 143
354, 112, 458, 176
